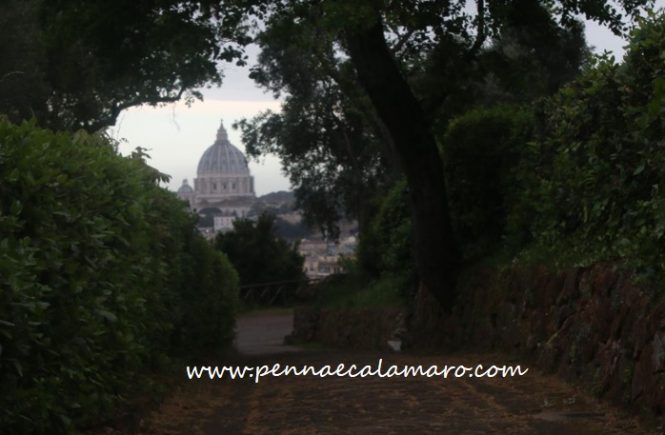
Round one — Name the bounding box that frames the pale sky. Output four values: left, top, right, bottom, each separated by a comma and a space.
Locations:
109, 45, 289, 196
109, 8, 662, 195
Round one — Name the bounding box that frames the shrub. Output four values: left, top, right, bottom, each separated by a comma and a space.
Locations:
509, 12, 665, 275
0, 119, 238, 433
356, 180, 414, 296
312, 273, 405, 309
214, 213, 304, 305
441, 104, 533, 259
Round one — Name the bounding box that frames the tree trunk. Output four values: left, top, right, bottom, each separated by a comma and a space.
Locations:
344, 15, 460, 309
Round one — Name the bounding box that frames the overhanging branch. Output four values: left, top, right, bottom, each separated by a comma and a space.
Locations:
469, 0, 486, 57
85, 86, 188, 133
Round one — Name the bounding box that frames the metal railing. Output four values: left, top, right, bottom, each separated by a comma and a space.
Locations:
239, 277, 323, 305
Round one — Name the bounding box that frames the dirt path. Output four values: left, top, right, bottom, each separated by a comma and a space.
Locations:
234, 309, 302, 355
138, 310, 654, 434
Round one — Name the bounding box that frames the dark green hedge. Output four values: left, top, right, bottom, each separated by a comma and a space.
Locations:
0, 119, 238, 433
356, 180, 414, 294
507, 12, 665, 275
435, 12, 665, 281
442, 104, 533, 259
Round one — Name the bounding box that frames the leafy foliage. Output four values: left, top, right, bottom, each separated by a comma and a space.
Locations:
312, 271, 406, 309
0, 119, 238, 433
214, 213, 305, 302
272, 216, 314, 241
235, 8, 396, 236
355, 105, 532, 282
358, 181, 411, 275
479, 1, 590, 103
507, 11, 665, 276
236, 0, 648, 308
442, 105, 534, 259
0, 0, 249, 131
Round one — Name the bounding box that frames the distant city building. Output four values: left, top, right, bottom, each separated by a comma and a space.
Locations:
177, 119, 256, 234
176, 118, 358, 277
299, 235, 357, 278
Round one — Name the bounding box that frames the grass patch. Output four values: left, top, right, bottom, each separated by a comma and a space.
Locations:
313, 273, 407, 309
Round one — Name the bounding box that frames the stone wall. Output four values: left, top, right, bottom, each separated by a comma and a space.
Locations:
411, 263, 665, 425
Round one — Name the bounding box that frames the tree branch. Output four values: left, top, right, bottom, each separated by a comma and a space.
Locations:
314, 49, 396, 154
391, 27, 415, 56
469, 0, 486, 57
85, 86, 188, 133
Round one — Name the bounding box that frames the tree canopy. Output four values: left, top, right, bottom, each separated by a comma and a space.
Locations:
1, 0, 654, 308
0, 0, 249, 131
214, 213, 305, 291
236, 0, 651, 308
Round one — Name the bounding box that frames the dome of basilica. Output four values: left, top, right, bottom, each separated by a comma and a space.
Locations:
196, 121, 250, 176
176, 118, 256, 234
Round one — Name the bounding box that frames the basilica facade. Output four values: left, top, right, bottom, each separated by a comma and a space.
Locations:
177, 119, 256, 233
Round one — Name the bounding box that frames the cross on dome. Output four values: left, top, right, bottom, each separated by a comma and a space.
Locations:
216, 119, 229, 142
